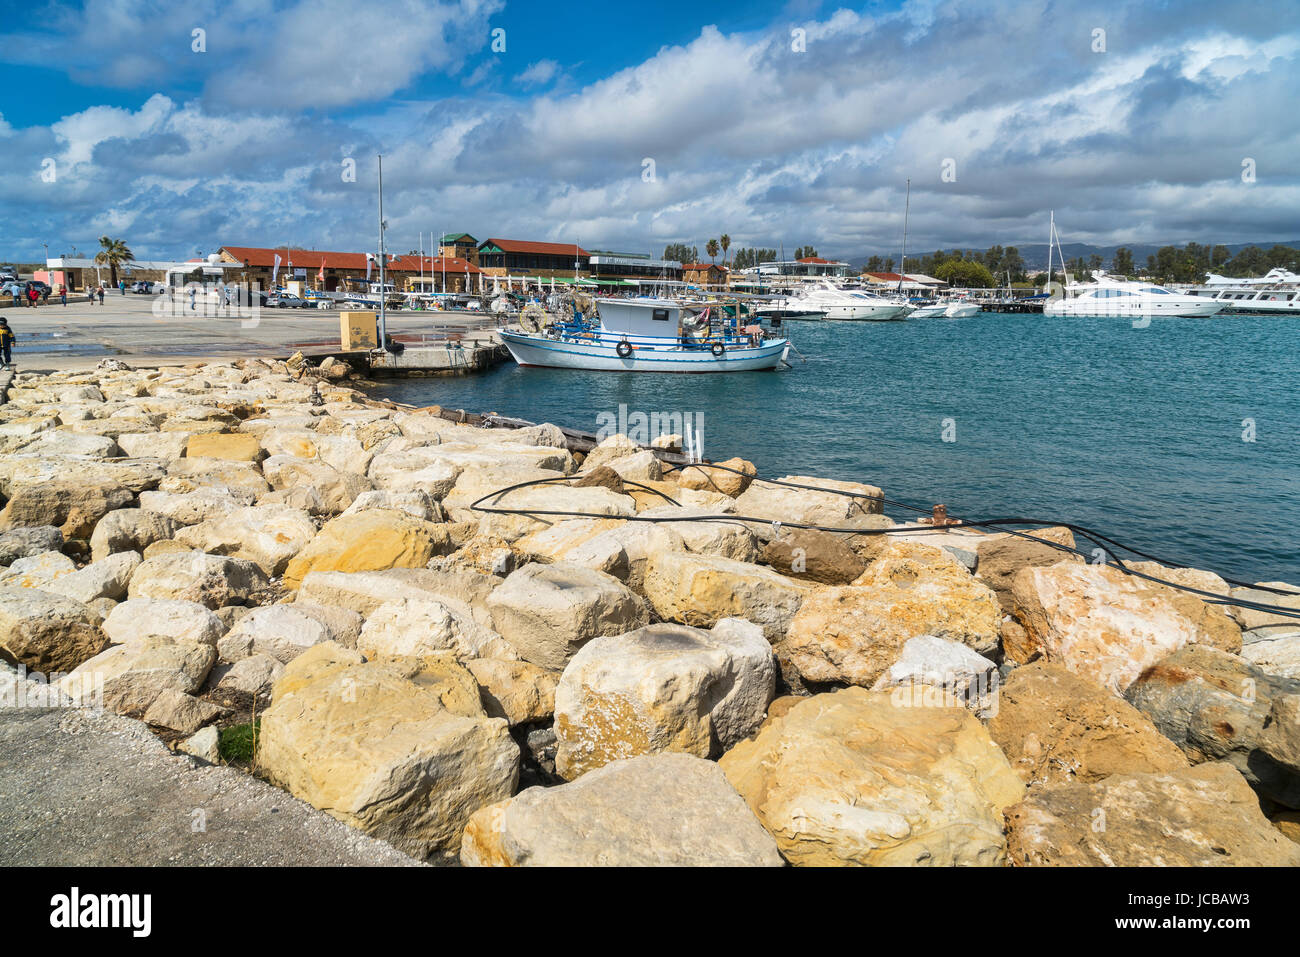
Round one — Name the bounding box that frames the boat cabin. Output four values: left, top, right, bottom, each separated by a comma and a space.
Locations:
595, 297, 694, 338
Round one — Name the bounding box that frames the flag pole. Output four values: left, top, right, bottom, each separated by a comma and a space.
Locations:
377, 154, 387, 350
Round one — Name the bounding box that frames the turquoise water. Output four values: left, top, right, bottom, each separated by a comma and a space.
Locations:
370, 313, 1300, 586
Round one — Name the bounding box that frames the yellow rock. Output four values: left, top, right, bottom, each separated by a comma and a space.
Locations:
282, 508, 451, 590
184, 432, 263, 462
720, 687, 1024, 866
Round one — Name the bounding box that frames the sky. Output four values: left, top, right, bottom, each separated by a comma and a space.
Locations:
1, 0, 1297, 263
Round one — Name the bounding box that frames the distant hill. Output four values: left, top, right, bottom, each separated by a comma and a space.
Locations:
846, 240, 1300, 272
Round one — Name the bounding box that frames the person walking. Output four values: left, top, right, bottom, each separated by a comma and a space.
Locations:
0, 317, 13, 368
9, 286, 19, 308
41, 284, 50, 304
188, 287, 196, 311
97, 285, 105, 305
58, 284, 67, 306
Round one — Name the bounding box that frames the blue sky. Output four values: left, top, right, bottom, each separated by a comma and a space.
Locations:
1, 0, 1297, 262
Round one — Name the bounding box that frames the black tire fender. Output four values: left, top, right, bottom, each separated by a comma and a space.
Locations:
616, 340, 633, 358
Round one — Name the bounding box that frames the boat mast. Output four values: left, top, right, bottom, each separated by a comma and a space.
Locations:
898, 177, 910, 296
377, 154, 387, 349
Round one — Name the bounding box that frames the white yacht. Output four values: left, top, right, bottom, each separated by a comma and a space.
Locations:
1179, 269, 1300, 315
1044, 276, 1223, 318
910, 299, 981, 318
779, 281, 910, 321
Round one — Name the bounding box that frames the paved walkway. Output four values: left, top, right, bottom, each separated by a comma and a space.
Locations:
0, 695, 420, 866
0, 293, 498, 372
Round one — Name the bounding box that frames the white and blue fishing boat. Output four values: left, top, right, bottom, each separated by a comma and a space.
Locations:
498, 298, 790, 372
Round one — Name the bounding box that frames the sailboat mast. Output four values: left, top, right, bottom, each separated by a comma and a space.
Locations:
898, 177, 910, 294
377, 154, 387, 349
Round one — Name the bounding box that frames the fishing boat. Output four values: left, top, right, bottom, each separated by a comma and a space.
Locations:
498, 297, 790, 372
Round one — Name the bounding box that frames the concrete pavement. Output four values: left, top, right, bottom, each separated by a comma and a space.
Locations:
0, 293, 499, 373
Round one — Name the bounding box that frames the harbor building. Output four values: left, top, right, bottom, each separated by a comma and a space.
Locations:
862, 272, 945, 292
216, 246, 481, 293
681, 262, 729, 289
41, 255, 239, 290
749, 257, 852, 278
438, 233, 479, 265
476, 238, 591, 279
587, 251, 683, 286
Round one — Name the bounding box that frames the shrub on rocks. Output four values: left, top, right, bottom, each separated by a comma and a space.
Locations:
553, 619, 776, 779
258, 643, 519, 861
719, 688, 1024, 866
1004, 763, 1300, 866
461, 753, 782, 867
487, 562, 649, 670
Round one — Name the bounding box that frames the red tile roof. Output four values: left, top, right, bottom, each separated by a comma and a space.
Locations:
681, 262, 728, 271
219, 246, 479, 273
797, 257, 836, 264
863, 272, 906, 281
479, 238, 590, 257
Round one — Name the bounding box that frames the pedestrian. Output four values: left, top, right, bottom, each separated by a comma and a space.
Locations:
27, 286, 38, 308
9, 287, 18, 308
58, 284, 66, 306
41, 285, 50, 304
188, 287, 196, 311
0, 317, 13, 368
97, 285, 105, 305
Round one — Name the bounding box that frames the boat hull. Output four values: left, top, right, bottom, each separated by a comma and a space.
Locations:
499, 330, 789, 372
1044, 300, 1223, 318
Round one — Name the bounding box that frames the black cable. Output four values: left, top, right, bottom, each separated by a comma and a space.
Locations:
468, 463, 1300, 621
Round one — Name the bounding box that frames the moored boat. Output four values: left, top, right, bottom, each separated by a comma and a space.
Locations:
499, 297, 790, 372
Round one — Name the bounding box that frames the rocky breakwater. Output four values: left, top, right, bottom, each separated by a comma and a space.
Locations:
1, 360, 1298, 865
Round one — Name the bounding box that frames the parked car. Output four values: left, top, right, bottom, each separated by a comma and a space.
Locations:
267, 293, 308, 308
27, 280, 50, 296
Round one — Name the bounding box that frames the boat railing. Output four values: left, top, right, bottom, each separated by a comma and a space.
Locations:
538, 320, 774, 349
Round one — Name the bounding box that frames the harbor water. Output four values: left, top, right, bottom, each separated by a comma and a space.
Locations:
370, 312, 1300, 585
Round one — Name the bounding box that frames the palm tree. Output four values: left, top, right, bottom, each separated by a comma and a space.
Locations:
95, 236, 134, 288
719, 234, 730, 267
706, 238, 719, 263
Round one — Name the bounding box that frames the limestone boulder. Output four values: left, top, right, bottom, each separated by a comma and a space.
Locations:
720, 688, 1024, 866
637, 506, 761, 563
601, 450, 662, 483
763, 527, 865, 584
733, 474, 883, 533
89, 509, 178, 563
340, 488, 443, 523
216, 602, 362, 663
357, 597, 515, 662
262, 456, 374, 516
1241, 629, 1300, 680
643, 551, 806, 641
0, 482, 134, 542
114, 431, 190, 460
174, 504, 316, 577
258, 643, 519, 860
0, 550, 76, 588
0, 526, 63, 566
163, 457, 270, 496
366, 449, 462, 497
295, 567, 497, 624
554, 619, 776, 779
464, 657, 558, 726
44, 551, 142, 603
127, 551, 269, 609
58, 636, 216, 715
779, 544, 1000, 689
184, 432, 263, 462
462, 753, 782, 867
487, 562, 649, 671
872, 634, 1000, 719
103, 597, 226, 647
141, 688, 228, 734
975, 529, 1081, 611
282, 509, 452, 590
0, 586, 108, 674
988, 661, 1189, 785
215, 653, 284, 697
1229, 581, 1300, 632
676, 457, 756, 497
1011, 562, 1243, 692
1124, 645, 1300, 808
512, 519, 630, 579
1004, 763, 1300, 866
136, 489, 253, 526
